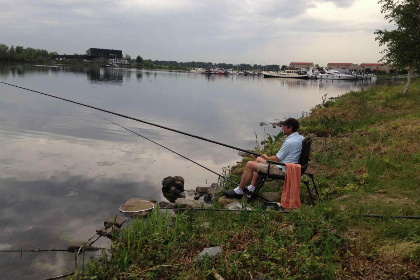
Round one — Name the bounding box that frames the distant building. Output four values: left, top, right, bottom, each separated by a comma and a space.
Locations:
289, 62, 314, 69
52, 54, 89, 61
327, 63, 358, 70
86, 48, 123, 59
359, 63, 390, 73
53, 48, 124, 61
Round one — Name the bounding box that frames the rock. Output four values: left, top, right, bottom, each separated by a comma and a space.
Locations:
159, 201, 170, 208
166, 203, 177, 209
104, 217, 126, 228
194, 193, 201, 200
175, 198, 203, 208
203, 194, 212, 203
261, 192, 280, 202
196, 246, 222, 261
208, 187, 219, 195
162, 176, 185, 203
159, 201, 177, 209
218, 196, 239, 206
184, 190, 195, 200
376, 189, 387, 194
225, 202, 253, 211
97, 227, 120, 239
226, 202, 242, 210
159, 210, 176, 219
196, 185, 211, 193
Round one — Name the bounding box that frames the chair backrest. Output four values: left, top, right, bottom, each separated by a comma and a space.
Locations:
298, 137, 311, 173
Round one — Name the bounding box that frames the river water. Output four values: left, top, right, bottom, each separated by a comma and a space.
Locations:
0, 64, 376, 278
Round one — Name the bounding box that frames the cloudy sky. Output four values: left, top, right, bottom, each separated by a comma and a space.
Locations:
0, 0, 391, 65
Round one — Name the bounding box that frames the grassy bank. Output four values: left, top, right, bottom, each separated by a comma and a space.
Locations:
79, 79, 419, 279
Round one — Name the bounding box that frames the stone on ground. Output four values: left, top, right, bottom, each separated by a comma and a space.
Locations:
218, 196, 240, 206
196, 246, 223, 261
175, 198, 204, 208
196, 185, 212, 193
261, 192, 280, 202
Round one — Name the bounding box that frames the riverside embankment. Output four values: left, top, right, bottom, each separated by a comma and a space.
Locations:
83, 79, 419, 279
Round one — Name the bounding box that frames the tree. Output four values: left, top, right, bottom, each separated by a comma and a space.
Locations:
136, 55, 143, 63
124, 54, 132, 62
0, 44, 9, 60
375, 0, 420, 95
281, 65, 288, 71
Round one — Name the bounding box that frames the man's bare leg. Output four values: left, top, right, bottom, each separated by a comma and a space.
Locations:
250, 157, 266, 187
238, 157, 266, 189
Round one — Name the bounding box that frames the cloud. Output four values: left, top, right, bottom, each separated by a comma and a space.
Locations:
0, 0, 388, 72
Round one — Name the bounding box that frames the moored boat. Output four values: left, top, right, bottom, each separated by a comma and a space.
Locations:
317, 69, 356, 80
188, 68, 206, 74
263, 69, 308, 79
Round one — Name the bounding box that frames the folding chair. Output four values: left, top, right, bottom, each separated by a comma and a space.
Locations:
249, 137, 320, 205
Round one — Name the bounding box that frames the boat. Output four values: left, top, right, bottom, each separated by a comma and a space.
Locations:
306, 67, 320, 79
188, 68, 206, 74
317, 69, 356, 80
263, 69, 308, 79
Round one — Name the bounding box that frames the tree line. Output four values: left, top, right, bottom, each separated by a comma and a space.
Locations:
0, 43, 58, 62
128, 55, 282, 71
1, 42, 286, 71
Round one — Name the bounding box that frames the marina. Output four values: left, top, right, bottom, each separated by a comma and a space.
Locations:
189, 67, 377, 80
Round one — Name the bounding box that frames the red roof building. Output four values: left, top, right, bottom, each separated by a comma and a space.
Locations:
327, 63, 358, 70
289, 62, 314, 69
359, 63, 390, 73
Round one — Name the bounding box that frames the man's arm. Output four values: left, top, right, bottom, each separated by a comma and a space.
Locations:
261, 154, 280, 162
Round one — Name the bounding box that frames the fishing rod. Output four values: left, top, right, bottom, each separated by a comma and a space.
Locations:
95, 114, 239, 186
0, 247, 102, 253
160, 206, 289, 213
364, 214, 420, 220
0, 81, 265, 158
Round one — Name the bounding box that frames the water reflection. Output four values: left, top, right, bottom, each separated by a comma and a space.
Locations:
86, 68, 124, 85
0, 175, 159, 279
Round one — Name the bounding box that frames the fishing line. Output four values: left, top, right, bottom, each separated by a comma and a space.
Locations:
0, 81, 263, 157
94, 114, 239, 186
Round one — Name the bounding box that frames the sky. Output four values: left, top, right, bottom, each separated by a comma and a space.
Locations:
0, 0, 392, 66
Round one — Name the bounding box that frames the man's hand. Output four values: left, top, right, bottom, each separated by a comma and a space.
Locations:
262, 154, 268, 160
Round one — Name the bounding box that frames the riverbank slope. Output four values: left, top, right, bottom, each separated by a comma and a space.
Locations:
83, 79, 419, 279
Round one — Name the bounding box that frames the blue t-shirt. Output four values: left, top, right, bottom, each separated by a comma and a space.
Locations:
276, 132, 304, 173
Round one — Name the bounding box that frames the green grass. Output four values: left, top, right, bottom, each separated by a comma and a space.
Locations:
83, 207, 342, 279
78, 79, 420, 279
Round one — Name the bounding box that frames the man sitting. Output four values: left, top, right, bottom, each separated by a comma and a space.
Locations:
223, 118, 304, 199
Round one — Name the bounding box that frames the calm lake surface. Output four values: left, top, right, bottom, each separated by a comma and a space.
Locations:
0, 64, 377, 278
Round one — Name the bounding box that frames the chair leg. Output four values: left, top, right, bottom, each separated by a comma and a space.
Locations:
303, 179, 315, 205
308, 174, 320, 203
249, 175, 266, 201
